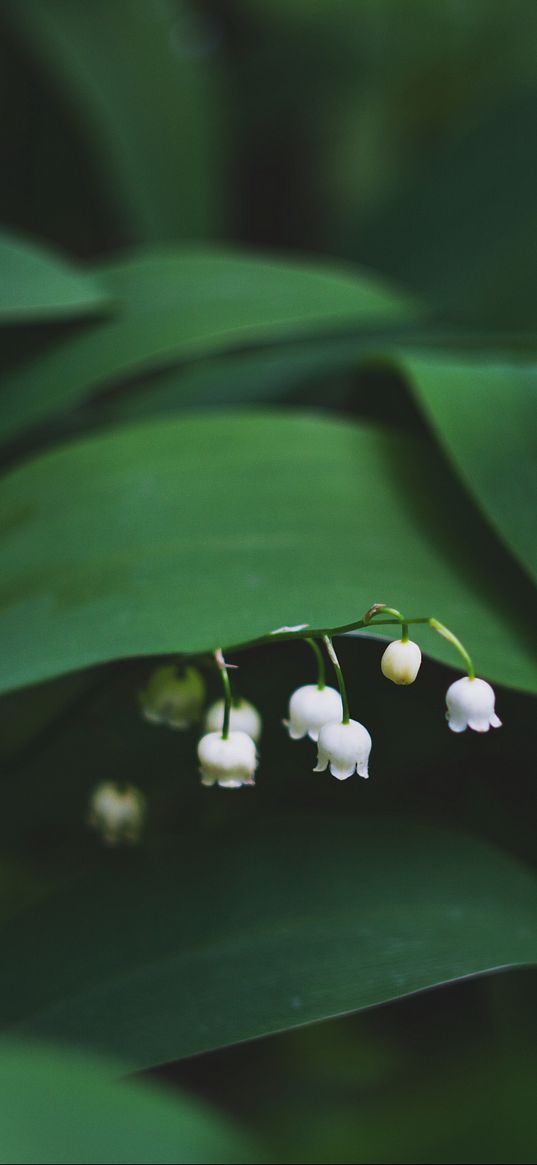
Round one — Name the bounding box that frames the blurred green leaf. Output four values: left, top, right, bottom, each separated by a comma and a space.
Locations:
6, 0, 221, 244
1, 816, 536, 1069
0, 228, 110, 323
0, 1041, 261, 1164
0, 247, 420, 444
255, 1031, 537, 1164
360, 90, 537, 329
399, 350, 537, 585
196, 972, 537, 1165
1, 410, 536, 694
96, 335, 370, 426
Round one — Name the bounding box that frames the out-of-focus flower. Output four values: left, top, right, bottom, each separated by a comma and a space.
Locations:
139, 664, 205, 729
381, 639, 422, 685
197, 730, 258, 788
204, 698, 262, 742
284, 684, 343, 742
445, 676, 502, 733
314, 719, 372, 780
87, 782, 145, 845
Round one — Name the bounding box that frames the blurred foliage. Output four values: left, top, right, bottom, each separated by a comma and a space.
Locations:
163, 969, 537, 1164
0, 1041, 262, 1164
1, 1, 537, 1162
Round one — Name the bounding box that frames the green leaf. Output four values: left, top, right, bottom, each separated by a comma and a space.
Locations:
1, 816, 536, 1069
359, 90, 537, 329
257, 1019, 537, 1165
101, 334, 369, 419
6, 0, 221, 243
0, 247, 420, 444
0, 1041, 261, 1163
1, 410, 536, 695
398, 350, 537, 586
0, 229, 110, 323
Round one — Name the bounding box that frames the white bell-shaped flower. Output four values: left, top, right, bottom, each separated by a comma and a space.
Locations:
381, 639, 422, 685
314, 719, 372, 781
88, 781, 146, 846
140, 664, 205, 729
284, 684, 343, 742
197, 730, 258, 788
445, 676, 502, 733
204, 698, 262, 743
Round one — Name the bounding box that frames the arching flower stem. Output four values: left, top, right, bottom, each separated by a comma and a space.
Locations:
305, 637, 326, 690
218, 606, 475, 681
364, 606, 475, 677
323, 636, 350, 725
214, 648, 233, 740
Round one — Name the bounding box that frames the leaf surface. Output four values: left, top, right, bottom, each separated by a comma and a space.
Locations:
0, 411, 536, 694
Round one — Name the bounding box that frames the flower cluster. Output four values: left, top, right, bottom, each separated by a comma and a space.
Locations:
282, 635, 372, 779
380, 631, 501, 735
87, 604, 502, 841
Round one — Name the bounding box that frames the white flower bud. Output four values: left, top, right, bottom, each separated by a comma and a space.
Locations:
381, 639, 422, 685
204, 698, 262, 743
284, 684, 343, 742
314, 719, 372, 781
197, 730, 258, 788
88, 782, 145, 846
445, 676, 502, 733
140, 664, 205, 730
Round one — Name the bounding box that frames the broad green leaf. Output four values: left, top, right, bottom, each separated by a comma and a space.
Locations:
215, 971, 537, 1165
0, 640, 530, 1075
0, 248, 420, 444
0, 1042, 260, 1164
0, 229, 110, 323
1, 411, 536, 695
398, 350, 537, 586
1, 816, 536, 1069
6, 0, 220, 243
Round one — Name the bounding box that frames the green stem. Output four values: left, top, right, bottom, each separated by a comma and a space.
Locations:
207, 609, 475, 680
214, 648, 232, 739
365, 604, 409, 641
362, 607, 473, 675
305, 637, 325, 689
427, 618, 475, 678
323, 636, 350, 724
365, 604, 406, 624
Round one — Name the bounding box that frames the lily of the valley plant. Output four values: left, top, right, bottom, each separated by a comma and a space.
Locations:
89, 603, 502, 842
